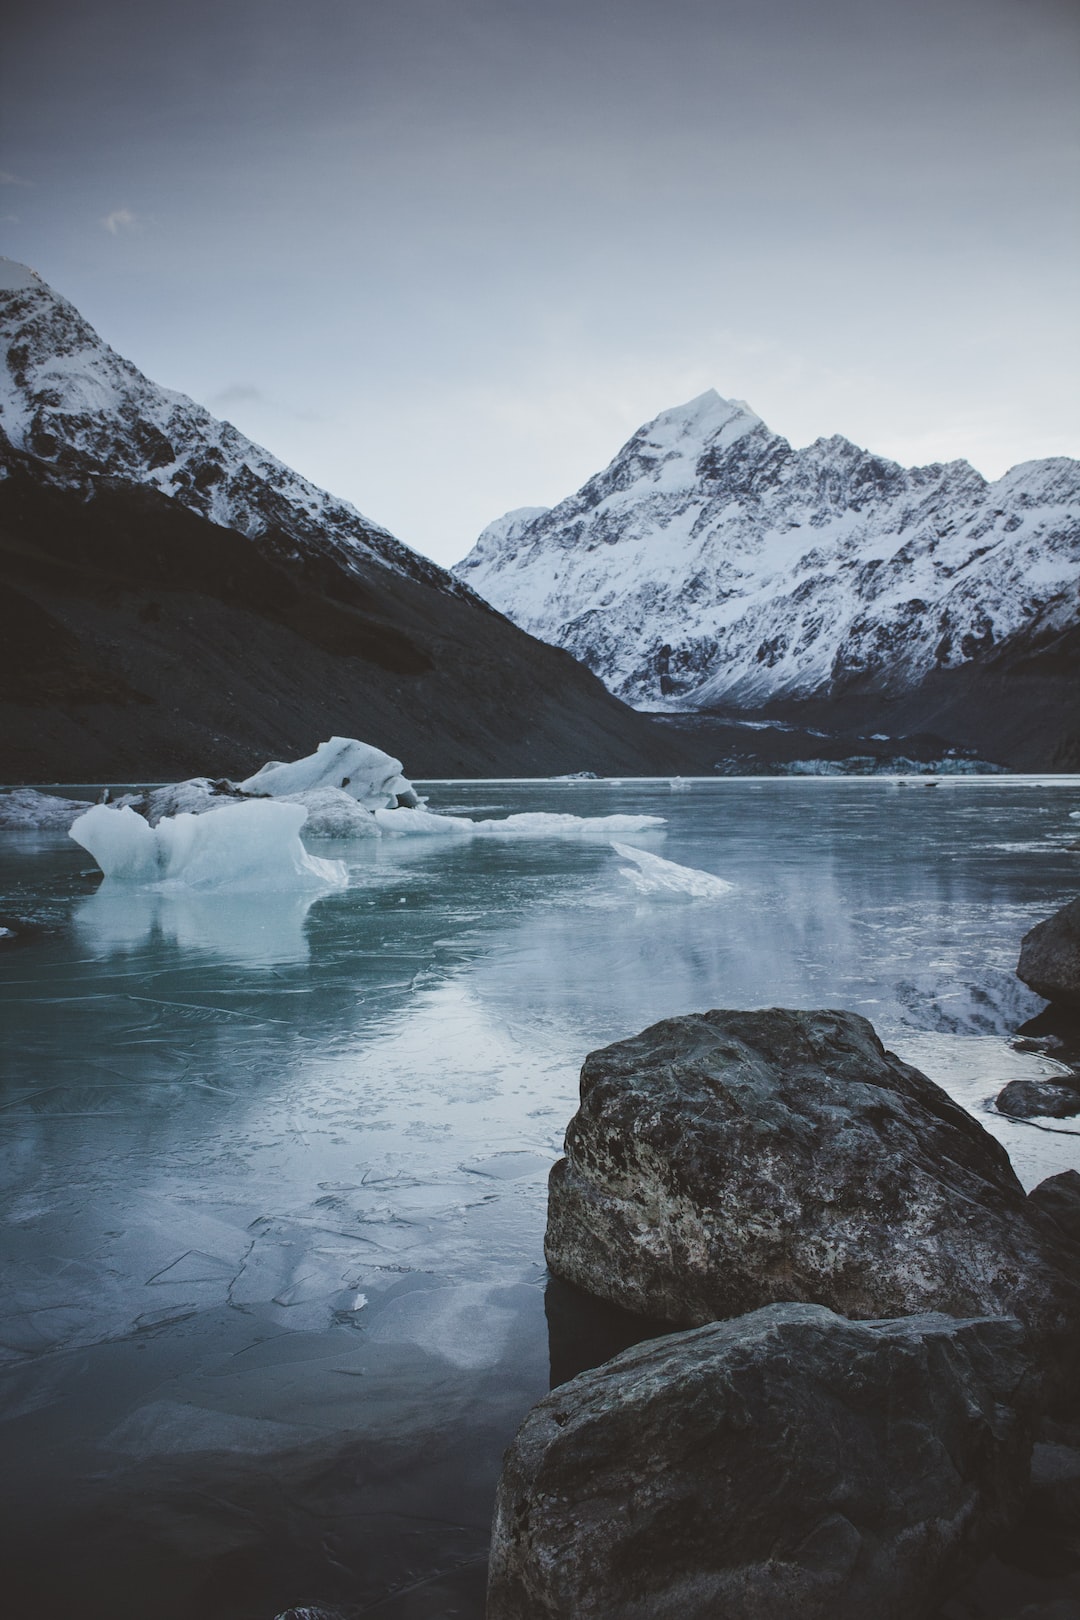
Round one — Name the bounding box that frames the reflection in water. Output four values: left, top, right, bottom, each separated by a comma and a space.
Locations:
1, 777, 1079, 1618
75, 884, 322, 965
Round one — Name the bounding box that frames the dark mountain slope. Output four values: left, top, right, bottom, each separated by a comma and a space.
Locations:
0, 456, 695, 781
0, 258, 694, 781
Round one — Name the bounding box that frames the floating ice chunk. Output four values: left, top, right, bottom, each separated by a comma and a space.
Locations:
70, 801, 347, 891
237, 736, 418, 810
69, 804, 160, 879
473, 812, 665, 839
280, 786, 381, 838
374, 805, 471, 837
372, 808, 666, 839
0, 788, 94, 830
611, 841, 734, 899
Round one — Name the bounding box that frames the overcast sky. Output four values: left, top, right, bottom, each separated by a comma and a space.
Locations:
2, 0, 1078, 565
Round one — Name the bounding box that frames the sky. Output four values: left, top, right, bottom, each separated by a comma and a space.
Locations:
2, 0, 1078, 567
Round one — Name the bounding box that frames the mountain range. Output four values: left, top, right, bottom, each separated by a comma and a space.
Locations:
0, 259, 691, 782
456, 392, 1080, 769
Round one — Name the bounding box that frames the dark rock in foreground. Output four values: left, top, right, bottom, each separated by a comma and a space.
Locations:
1019, 900, 1080, 1012
544, 1009, 1080, 1391
997, 1079, 1080, 1120
487, 1304, 1032, 1620
1030, 1172, 1080, 1247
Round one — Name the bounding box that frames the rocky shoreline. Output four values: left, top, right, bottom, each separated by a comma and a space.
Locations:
487, 908, 1080, 1620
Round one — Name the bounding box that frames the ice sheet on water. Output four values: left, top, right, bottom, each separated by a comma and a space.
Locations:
374, 808, 666, 839
611, 841, 734, 899
363, 1282, 525, 1369
69, 801, 348, 891
238, 736, 418, 810
102, 1399, 318, 1458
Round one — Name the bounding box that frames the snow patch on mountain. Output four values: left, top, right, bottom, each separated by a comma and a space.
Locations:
0, 258, 471, 598
455, 390, 1080, 709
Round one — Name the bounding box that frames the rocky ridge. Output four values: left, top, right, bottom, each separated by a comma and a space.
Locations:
0, 259, 459, 599
0, 260, 694, 780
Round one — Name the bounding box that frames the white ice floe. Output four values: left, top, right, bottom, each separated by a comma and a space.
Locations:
0, 788, 94, 829
69, 801, 347, 890
611, 841, 734, 899
238, 737, 418, 810
373, 809, 666, 840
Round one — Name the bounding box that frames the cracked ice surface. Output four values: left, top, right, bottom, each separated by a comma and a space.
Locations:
2, 776, 1080, 1617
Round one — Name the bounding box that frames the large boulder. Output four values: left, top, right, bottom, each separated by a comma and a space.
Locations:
996, 1078, 1080, 1120
544, 1009, 1080, 1386
1018, 898, 1080, 1009
488, 1304, 1033, 1620
1029, 1171, 1080, 1247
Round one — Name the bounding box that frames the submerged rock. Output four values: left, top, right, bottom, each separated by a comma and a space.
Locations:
487, 1304, 1032, 1620
1018, 898, 1080, 1010
544, 1008, 1080, 1390
996, 1078, 1080, 1119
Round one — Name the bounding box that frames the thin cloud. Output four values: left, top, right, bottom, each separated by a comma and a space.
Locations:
102, 207, 137, 235
0, 170, 33, 187
210, 384, 265, 408
209, 382, 321, 424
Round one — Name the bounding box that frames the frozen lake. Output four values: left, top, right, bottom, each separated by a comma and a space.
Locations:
2, 776, 1079, 1619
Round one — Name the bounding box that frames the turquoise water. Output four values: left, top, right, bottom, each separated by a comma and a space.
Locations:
1, 777, 1078, 1618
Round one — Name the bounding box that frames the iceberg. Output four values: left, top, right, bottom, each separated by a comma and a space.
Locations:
238, 737, 419, 810
611, 841, 734, 900
69, 801, 348, 891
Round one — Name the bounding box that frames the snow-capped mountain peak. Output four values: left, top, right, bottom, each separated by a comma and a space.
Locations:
0, 257, 45, 294
641, 388, 761, 450
454, 391, 1080, 714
